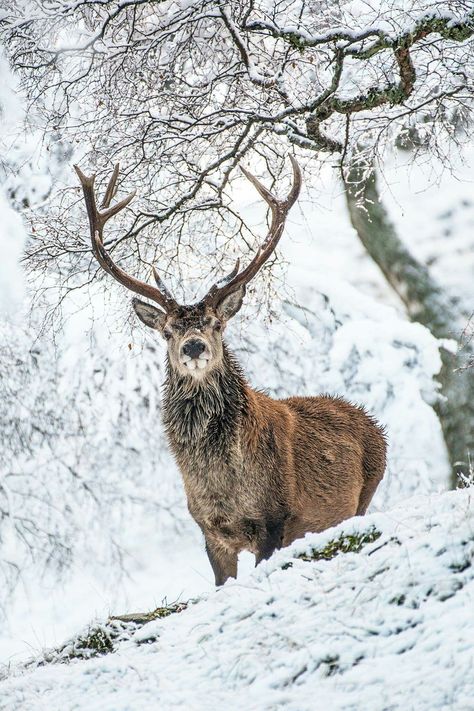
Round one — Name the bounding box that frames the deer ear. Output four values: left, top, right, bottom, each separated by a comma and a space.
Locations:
132, 298, 167, 330
215, 285, 246, 321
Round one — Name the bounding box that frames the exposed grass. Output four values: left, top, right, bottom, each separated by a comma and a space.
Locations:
37, 603, 188, 666
299, 527, 382, 561
282, 527, 382, 570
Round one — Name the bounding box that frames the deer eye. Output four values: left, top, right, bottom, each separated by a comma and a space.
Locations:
214, 320, 222, 332
164, 329, 173, 340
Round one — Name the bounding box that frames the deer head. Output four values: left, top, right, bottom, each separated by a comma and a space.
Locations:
74, 158, 301, 380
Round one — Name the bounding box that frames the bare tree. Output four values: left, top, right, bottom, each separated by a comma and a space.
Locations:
1, 0, 473, 477
1, 1, 472, 274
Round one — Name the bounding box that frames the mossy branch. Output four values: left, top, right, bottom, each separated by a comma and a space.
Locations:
247, 10, 473, 152
246, 11, 474, 53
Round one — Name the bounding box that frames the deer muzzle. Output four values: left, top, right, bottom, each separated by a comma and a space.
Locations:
180, 339, 211, 371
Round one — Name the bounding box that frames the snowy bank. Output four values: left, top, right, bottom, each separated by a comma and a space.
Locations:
1, 487, 473, 710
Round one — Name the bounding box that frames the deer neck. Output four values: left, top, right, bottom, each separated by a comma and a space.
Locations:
162, 344, 247, 451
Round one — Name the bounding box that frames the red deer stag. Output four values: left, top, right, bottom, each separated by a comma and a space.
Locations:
75, 159, 386, 585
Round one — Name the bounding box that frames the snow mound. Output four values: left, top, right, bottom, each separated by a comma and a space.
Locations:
2, 487, 473, 710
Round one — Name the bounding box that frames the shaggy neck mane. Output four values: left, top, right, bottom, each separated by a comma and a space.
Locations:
162, 344, 248, 449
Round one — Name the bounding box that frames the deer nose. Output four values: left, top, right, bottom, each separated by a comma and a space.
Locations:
182, 339, 206, 359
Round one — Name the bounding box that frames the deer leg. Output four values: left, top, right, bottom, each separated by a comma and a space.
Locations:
205, 538, 238, 586
255, 518, 286, 566
356, 475, 383, 515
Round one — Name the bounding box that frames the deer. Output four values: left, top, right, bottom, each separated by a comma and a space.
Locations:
74, 158, 386, 586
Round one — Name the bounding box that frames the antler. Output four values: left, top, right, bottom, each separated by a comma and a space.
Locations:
74, 163, 178, 311
204, 155, 302, 306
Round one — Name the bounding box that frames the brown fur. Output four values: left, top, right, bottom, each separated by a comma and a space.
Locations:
133, 297, 387, 585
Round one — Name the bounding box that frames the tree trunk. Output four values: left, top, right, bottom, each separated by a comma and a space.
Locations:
343, 161, 473, 487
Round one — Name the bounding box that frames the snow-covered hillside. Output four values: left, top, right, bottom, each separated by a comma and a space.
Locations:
2, 487, 473, 710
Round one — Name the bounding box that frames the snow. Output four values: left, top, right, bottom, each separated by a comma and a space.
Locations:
1, 487, 473, 710
0, 191, 25, 312
0, 53, 25, 312
1, 5, 474, 705
381, 146, 474, 315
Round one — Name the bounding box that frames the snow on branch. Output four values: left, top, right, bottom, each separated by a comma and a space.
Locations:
245, 8, 474, 54
0, 0, 473, 286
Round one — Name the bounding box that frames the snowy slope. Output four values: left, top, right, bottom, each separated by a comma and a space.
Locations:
1, 487, 473, 710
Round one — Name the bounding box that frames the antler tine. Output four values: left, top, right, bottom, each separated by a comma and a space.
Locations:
204, 156, 302, 306
101, 162, 120, 209
217, 259, 240, 286
152, 266, 175, 301
74, 164, 178, 312
239, 166, 277, 207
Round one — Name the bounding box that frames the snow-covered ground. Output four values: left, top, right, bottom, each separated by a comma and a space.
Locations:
2, 487, 473, 710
